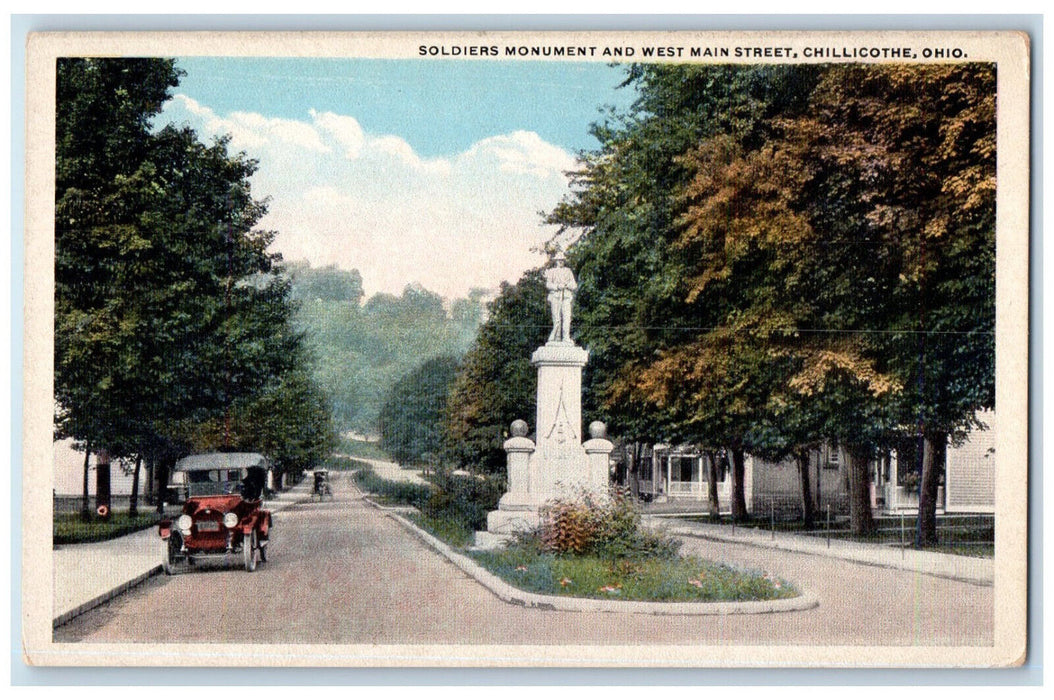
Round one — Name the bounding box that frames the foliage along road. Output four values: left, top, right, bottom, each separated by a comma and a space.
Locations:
54, 476, 993, 654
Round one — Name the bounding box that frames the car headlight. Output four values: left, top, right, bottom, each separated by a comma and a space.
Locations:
223, 512, 239, 528
176, 514, 192, 534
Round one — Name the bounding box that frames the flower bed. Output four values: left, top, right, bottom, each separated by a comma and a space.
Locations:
470, 546, 795, 603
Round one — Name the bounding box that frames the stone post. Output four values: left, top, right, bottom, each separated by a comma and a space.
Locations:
582, 421, 615, 493
499, 419, 535, 509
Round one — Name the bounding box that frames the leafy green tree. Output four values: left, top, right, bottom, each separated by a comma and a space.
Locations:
379, 356, 461, 466
552, 62, 993, 538
55, 58, 312, 510
291, 275, 486, 435
789, 64, 996, 543
445, 270, 550, 473
189, 364, 336, 488
55, 57, 183, 515
286, 260, 365, 304
667, 123, 901, 534
665, 64, 994, 535
550, 65, 822, 520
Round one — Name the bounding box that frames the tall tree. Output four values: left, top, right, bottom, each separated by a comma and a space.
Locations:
445, 270, 550, 473
188, 362, 336, 489
380, 356, 461, 467
55, 58, 184, 512
55, 58, 309, 498
550, 65, 823, 517
791, 65, 997, 544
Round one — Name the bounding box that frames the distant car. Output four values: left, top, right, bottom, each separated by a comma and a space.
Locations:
312, 469, 333, 501
158, 452, 273, 573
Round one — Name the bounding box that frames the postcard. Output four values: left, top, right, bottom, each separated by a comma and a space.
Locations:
22, 29, 1030, 668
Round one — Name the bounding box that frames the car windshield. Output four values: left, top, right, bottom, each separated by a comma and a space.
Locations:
185, 468, 247, 497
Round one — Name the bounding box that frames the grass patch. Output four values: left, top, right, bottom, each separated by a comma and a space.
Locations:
918, 543, 994, 558
409, 512, 476, 548
337, 437, 390, 461
360, 472, 801, 604
54, 511, 159, 545
469, 546, 796, 602
353, 466, 434, 508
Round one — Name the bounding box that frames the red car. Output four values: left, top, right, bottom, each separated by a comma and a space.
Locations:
159, 453, 273, 573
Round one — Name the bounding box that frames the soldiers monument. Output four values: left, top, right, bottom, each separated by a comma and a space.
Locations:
475, 250, 613, 548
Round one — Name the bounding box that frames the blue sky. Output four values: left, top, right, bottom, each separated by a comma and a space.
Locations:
159, 57, 637, 298
175, 58, 637, 157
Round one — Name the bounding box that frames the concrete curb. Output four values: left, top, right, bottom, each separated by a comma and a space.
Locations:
665, 525, 994, 587
360, 496, 416, 514
52, 485, 313, 628
383, 510, 820, 616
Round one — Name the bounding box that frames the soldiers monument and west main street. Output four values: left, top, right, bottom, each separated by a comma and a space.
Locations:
24, 31, 1028, 668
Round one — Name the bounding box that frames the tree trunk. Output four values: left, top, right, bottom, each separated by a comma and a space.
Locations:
705, 450, 721, 521
145, 458, 154, 506
155, 460, 170, 515
916, 431, 947, 547
95, 448, 112, 519
129, 454, 143, 517
728, 446, 749, 522
628, 443, 641, 498
80, 442, 92, 521
846, 445, 876, 536
796, 450, 816, 529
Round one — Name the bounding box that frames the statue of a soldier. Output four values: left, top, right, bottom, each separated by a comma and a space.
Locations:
545, 250, 577, 343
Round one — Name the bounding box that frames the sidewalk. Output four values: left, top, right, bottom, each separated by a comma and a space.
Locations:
654, 516, 994, 586
52, 479, 313, 627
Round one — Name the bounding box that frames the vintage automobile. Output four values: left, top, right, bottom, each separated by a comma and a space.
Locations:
312, 468, 333, 501
159, 452, 272, 573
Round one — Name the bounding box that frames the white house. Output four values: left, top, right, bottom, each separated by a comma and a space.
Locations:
627, 410, 996, 518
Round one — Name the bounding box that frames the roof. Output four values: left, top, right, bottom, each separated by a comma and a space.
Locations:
173, 452, 269, 472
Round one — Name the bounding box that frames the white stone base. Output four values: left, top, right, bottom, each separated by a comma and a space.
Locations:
472, 506, 542, 549
486, 507, 540, 533
472, 530, 513, 550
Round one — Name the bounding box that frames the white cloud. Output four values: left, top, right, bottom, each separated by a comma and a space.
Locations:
460, 130, 576, 179
309, 109, 365, 159
158, 95, 577, 299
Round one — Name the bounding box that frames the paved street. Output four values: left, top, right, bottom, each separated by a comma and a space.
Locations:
54, 478, 993, 647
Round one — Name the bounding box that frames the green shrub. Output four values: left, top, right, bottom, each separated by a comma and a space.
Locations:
537, 488, 680, 560
423, 470, 504, 531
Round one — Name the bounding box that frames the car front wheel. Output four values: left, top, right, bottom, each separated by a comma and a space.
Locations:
162, 533, 181, 575
243, 530, 258, 572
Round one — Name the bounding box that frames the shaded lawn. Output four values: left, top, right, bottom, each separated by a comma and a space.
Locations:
54, 511, 159, 545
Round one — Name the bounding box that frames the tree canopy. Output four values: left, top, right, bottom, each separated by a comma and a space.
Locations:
55, 57, 333, 486
379, 356, 461, 466
549, 63, 995, 534
289, 273, 487, 435
444, 269, 550, 473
